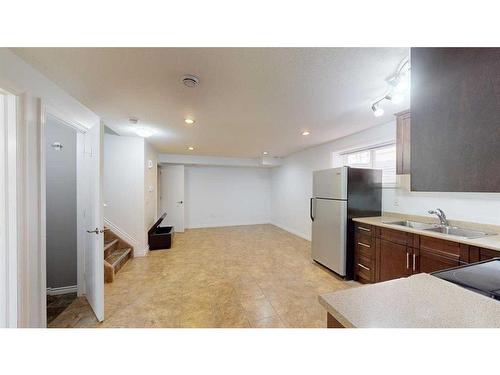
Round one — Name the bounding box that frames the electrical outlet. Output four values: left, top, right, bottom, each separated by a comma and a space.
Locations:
393, 198, 399, 207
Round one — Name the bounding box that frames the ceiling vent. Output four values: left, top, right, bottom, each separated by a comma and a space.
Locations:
181, 74, 200, 88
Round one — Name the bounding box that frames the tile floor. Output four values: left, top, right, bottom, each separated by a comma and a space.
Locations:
46, 292, 77, 324
49, 224, 356, 328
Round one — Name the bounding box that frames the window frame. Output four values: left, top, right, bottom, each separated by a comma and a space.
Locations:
340, 142, 397, 188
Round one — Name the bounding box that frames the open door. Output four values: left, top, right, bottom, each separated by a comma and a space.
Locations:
161, 165, 185, 232
83, 121, 104, 321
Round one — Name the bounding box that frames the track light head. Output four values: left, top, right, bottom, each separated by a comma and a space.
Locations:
371, 103, 384, 117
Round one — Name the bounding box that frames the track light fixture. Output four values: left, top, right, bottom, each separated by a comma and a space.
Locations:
370, 58, 410, 117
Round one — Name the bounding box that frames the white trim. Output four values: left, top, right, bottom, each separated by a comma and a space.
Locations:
338, 140, 395, 156
186, 221, 271, 230
46, 285, 77, 296
104, 217, 139, 250
270, 222, 310, 241
135, 245, 150, 258
0, 89, 19, 328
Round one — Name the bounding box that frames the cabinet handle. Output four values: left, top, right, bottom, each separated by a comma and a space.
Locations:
406, 252, 410, 269
358, 226, 371, 232
357, 242, 371, 248
413, 253, 416, 272
357, 263, 370, 271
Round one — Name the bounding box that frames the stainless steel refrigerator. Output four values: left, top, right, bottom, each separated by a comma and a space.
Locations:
310, 166, 381, 279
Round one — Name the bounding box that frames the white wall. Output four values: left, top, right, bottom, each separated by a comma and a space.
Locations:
384, 177, 500, 225
0, 48, 100, 327
103, 134, 158, 256
184, 166, 271, 228
271, 120, 500, 241
270, 122, 395, 240
144, 141, 158, 233
103, 135, 145, 252
45, 116, 77, 289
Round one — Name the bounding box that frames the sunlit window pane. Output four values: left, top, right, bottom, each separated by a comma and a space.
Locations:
343, 144, 396, 187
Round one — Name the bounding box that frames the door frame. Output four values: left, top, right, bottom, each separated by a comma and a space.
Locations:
40, 103, 89, 326
160, 164, 185, 232
0, 89, 19, 327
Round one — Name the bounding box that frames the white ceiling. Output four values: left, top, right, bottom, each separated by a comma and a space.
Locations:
11, 48, 409, 158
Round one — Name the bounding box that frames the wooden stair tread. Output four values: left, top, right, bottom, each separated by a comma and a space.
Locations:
105, 248, 132, 268
104, 238, 118, 252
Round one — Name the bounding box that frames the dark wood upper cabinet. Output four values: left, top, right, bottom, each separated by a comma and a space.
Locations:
410, 48, 500, 192
395, 110, 411, 175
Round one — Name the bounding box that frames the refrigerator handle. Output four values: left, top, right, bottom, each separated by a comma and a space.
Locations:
310, 198, 315, 222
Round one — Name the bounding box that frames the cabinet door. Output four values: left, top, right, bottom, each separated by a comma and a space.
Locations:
396, 110, 411, 175
378, 239, 412, 282
479, 247, 500, 261
415, 248, 461, 274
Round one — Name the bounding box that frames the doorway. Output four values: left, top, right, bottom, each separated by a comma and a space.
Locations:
160, 165, 185, 232
41, 107, 105, 326
44, 114, 79, 323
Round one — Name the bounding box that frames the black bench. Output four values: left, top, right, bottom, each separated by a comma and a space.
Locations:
148, 213, 174, 250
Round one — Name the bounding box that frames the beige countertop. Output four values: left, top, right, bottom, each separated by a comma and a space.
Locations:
352, 215, 500, 252
319, 273, 500, 328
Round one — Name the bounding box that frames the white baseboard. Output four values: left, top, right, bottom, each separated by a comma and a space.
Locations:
134, 244, 149, 257
104, 217, 139, 248
270, 221, 311, 241
186, 220, 270, 230
47, 285, 77, 296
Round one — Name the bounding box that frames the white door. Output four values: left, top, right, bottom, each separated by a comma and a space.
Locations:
83, 122, 104, 321
161, 165, 185, 232
311, 198, 347, 276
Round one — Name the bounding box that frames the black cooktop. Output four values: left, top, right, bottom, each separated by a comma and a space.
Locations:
433, 258, 500, 300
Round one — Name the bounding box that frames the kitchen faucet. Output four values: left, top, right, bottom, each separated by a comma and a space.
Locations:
428, 208, 449, 226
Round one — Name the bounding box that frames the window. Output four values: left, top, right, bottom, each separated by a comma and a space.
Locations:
342, 143, 397, 187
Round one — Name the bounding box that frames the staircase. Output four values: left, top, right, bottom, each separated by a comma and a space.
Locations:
103, 227, 133, 283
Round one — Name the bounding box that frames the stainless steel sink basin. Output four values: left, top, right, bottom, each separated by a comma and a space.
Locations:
424, 226, 495, 239
383, 220, 437, 230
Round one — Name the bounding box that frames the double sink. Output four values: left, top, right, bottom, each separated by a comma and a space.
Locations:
383, 220, 495, 239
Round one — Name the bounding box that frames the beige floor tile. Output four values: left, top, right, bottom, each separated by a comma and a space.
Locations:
49, 224, 354, 328
250, 315, 285, 328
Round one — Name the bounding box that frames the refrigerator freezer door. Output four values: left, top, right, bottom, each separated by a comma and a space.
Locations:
311, 198, 347, 276
313, 167, 347, 200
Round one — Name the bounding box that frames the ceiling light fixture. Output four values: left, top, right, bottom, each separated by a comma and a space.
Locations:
129, 117, 155, 138
188, 146, 195, 151
184, 118, 195, 125
263, 151, 269, 155
370, 58, 410, 117
302, 130, 311, 136
132, 127, 156, 138
371, 103, 384, 117
181, 74, 200, 88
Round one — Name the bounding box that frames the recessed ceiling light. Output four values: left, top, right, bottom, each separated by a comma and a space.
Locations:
302, 130, 311, 136
188, 146, 195, 151
132, 127, 156, 138
263, 151, 269, 155
184, 118, 195, 125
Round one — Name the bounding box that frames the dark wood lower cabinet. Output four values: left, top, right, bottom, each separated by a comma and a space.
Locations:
414, 248, 461, 274
378, 239, 412, 282
352, 222, 500, 284
327, 313, 345, 328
